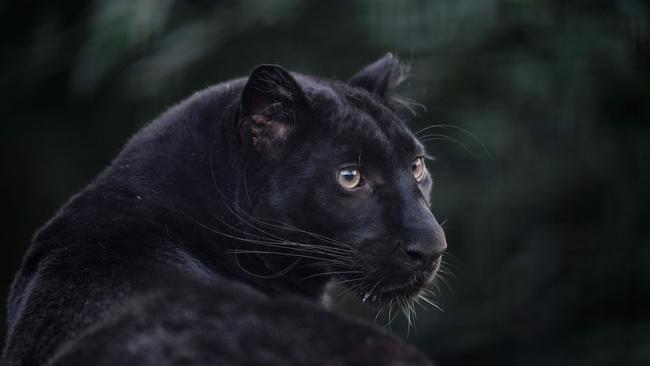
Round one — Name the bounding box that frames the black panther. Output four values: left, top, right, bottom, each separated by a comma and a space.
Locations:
2, 53, 447, 365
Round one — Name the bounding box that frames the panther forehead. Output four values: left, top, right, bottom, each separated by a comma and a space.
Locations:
306, 81, 423, 160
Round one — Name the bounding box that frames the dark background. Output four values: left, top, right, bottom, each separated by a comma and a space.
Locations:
1, 1, 648, 365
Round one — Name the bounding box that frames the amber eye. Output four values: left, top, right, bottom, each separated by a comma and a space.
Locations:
337, 167, 362, 189
412, 157, 425, 182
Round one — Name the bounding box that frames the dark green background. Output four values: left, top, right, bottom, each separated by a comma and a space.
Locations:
1, 1, 648, 365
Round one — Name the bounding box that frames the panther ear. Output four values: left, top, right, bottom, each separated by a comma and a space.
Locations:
239, 64, 307, 159
349, 53, 407, 99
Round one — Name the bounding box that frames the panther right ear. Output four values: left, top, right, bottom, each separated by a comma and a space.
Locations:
349, 53, 407, 99
239, 64, 307, 159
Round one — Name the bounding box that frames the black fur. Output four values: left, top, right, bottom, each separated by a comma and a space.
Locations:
2, 53, 445, 365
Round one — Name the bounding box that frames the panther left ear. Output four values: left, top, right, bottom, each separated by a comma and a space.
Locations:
239, 64, 307, 159
349, 52, 406, 99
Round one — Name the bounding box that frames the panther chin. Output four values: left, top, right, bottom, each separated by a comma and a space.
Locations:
353, 257, 442, 307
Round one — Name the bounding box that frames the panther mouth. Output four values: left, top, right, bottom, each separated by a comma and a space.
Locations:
359, 271, 434, 305
355, 255, 443, 306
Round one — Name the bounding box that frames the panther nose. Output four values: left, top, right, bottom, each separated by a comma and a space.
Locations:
403, 224, 447, 268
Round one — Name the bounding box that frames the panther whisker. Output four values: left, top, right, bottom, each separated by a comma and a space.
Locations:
232, 251, 302, 279
227, 250, 354, 268
193, 214, 355, 260
215, 220, 356, 259
253, 217, 355, 250
413, 296, 427, 311
366, 277, 384, 302
418, 134, 480, 160
373, 307, 383, 324
207, 161, 355, 253
297, 270, 363, 284
194, 219, 354, 262
418, 291, 444, 312
208, 179, 357, 254
414, 123, 492, 160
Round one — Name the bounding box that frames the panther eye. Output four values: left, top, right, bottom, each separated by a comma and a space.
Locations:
337, 167, 363, 189
412, 157, 425, 182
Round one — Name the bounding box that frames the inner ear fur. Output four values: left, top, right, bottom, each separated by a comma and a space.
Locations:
239, 64, 307, 159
